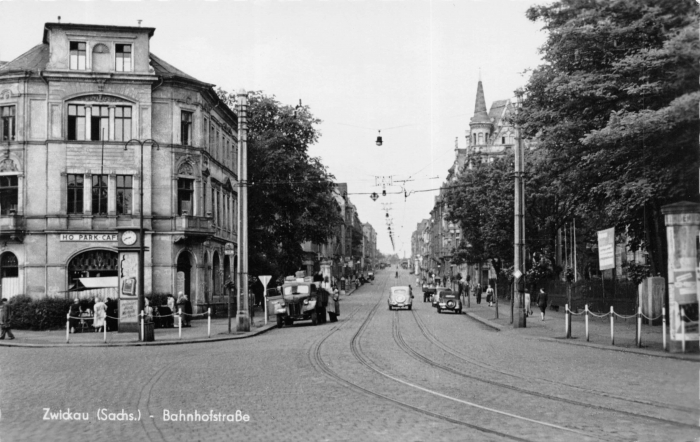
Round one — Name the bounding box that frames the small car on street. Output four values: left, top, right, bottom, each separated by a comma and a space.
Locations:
432, 287, 450, 308
388, 286, 413, 310
436, 289, 462, 314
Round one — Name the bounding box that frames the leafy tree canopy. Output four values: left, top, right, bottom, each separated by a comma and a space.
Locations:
515, 0, 699, 275
217, 89, 342, 278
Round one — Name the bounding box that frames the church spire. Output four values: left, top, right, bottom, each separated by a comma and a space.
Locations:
471, 79, 490, 124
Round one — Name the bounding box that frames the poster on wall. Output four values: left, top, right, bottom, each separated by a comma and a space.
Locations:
119, 299, 138, 323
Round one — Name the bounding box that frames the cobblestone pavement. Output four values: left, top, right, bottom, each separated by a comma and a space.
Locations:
0, 270, 697, 442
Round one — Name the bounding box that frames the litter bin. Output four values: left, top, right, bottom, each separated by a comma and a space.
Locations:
143, 320, 155, 342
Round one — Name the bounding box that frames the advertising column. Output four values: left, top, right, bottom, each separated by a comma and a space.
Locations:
662, 202, 700, 353
117, 228, 141, 333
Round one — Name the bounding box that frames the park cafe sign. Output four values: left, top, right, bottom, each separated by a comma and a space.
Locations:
59, 233, 117, 242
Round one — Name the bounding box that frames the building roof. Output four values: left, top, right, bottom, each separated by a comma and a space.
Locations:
489, 99, 510, 127
0, 44, 49, 73
149, 53, 212, 87
470, 80, 491, 125
43, 22, 155, 43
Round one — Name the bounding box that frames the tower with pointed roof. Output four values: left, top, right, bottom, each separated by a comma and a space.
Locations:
464, 78, 516, 168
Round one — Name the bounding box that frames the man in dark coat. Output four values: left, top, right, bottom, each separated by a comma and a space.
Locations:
0, 298, 15, 339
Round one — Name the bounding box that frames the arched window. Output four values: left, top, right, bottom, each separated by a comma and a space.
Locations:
0, 252, 19, 299
67, 250, 118, 287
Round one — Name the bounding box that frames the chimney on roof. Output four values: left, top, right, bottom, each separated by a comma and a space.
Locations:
58, 16, 61, 23
138, 20, 142, 27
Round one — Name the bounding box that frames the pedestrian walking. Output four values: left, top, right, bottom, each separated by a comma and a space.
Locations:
93, 297, 106, 333
486, 285, 494, 307
476, 283, 482, 304
537, 288, 549, 321
69, 298, 81, 333
0, 298, 14, 340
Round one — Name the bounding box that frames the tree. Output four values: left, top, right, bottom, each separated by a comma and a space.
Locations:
515, 0, 699, 277
217, 89, 343, 278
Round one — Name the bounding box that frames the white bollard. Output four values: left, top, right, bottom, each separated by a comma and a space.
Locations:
585, 304, 589, 342
662, 307, 667, 351
610, 306, 615, 346
264, 293, 268, 326
681, 306, 686, 353
208, 308, 211, 338
66, 312, 70, 344
178, 308, 182, 339
637, 306, 642, 348
565, 304, 570, 338
103, 320, 107, 343
140, 310, 145, 342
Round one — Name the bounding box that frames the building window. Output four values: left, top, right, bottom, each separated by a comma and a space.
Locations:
115, 44, 132, 72
473, 134, 476, 144
0, 106, 15, 142
91, 106, 109, 141
0, 176, 18, 215
67, 174, 84, 214
178, 178, 194, 215
181, 111, 193, 146
68, 105, 86, 141
69, 42, 86, 70
114, 106, 132, 141
92, 175, 108, 215
209, 123, 215, 150
116, 175, 133, 215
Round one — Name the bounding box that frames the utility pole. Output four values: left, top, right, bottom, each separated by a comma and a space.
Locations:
513, 110, 526, 328
236, 89, 250, 332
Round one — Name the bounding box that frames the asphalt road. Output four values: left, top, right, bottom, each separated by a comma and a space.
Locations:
0, 270, 697, 442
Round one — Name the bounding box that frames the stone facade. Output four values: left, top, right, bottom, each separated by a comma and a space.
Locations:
0, 22, 238, 308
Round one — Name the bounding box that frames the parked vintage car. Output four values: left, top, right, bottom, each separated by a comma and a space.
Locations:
271, 274, 329, 328
388, 286, 413, 310
436, 289, 462, 314
422, 282, 436, 302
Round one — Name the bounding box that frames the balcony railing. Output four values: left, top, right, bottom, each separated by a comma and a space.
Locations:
175, 214, 215, 235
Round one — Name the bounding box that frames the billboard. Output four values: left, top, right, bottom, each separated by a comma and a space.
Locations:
597, 228, 615, 271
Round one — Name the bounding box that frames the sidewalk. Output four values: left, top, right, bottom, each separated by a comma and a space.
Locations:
0, 306, 277, 348
462, 295, 700, 362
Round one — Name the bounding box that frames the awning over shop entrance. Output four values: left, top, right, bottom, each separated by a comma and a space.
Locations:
68, 277, 118, 301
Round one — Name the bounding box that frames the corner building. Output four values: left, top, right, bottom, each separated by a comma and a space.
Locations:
0, 23, 238, 308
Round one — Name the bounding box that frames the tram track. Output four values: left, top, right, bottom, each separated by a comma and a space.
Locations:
309, 276, 577, 441
410, 308, 698, 420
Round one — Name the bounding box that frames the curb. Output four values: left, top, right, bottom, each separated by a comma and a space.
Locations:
463, 311, 503, 331
537, 336, 700, 362
0, 323, 278, 348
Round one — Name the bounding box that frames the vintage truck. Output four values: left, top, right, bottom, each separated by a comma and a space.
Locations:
269, 274, 329, 328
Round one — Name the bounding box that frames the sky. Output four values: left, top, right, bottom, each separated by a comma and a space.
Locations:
0, 0, 549, 259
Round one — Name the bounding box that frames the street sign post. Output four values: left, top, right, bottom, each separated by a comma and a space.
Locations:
259, 275, 271, 325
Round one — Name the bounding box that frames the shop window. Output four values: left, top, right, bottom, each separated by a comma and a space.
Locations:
67, 174, 84, 214
1, 106, 15, 142
502, 136, 506, 144
181, 111, 193, 146
91, 106, 109, 141
178, 178, 194, 215
115, 44, 132, 72
69, 42, 86, 70
114, 106, 132, 141
67, 105, 86, 141
0, 175, 18, 215
92, 174, 108, 215
116, 175, 133, 215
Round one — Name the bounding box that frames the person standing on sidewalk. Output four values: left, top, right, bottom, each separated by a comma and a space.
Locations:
537, 288, 548, 321
0, 298, 15, 340
475, 283, 482, 304
486, 285, 494, 307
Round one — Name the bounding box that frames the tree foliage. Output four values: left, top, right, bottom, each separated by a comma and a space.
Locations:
217, 89, 342, 278
514, 0, 699, 276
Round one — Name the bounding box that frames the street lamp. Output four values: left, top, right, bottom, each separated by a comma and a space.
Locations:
124, 139, 159, 328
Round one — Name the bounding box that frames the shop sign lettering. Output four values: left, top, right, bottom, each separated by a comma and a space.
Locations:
60, 233, 118, 242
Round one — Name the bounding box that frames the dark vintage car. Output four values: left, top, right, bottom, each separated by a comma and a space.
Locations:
422, 282, 436, 302
388, 286, 413, 310
270, 275, 329, 328
432, 287, 451, 308
436, 289, 462, 314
